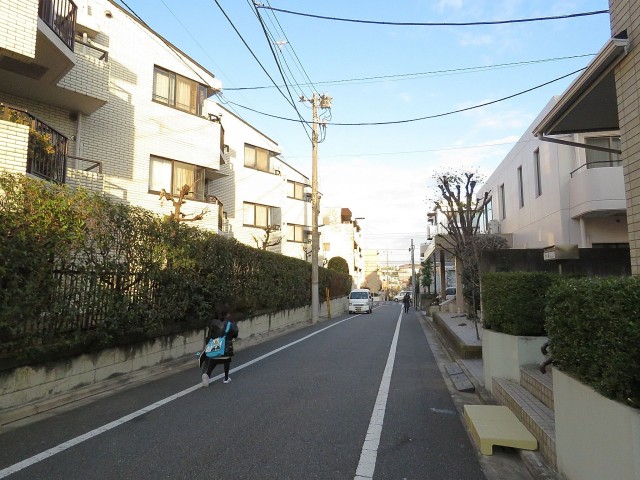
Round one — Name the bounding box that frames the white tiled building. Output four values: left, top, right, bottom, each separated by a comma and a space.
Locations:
0, 0, 225, 231
478, 96, 628, 250
320, 207, 365, 288
0, 0, 315, 257
209, 103, 313, 258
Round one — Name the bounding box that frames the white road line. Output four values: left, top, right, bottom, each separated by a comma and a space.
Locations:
0, 315, 358, 479
354, 309, 403, 480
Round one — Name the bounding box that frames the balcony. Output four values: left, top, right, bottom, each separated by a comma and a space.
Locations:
569, 162, 626, 218
0, 0, 108, 114
1, 103, 68, 183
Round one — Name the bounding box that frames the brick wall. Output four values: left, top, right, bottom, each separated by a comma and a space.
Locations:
611, 0, 640, 274
0, 119, 29, 174
0, 0, 37, 61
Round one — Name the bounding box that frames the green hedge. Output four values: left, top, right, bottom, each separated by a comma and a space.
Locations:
481, 271, 556, 335
545, 276, 640, 408
0, 173, 351, 368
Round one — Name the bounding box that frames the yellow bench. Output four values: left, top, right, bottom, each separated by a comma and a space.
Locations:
464, 405, 537, 455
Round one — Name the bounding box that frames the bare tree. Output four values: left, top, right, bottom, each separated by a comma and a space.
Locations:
430, 170, 504, 334
253, 225, 283, 250
159, 183, 209, 222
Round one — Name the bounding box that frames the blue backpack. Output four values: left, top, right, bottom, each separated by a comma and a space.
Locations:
204, 321, 231, 358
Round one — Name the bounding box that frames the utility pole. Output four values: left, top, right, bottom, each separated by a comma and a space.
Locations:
301, 93, 331, 324
410, 239, 416, 310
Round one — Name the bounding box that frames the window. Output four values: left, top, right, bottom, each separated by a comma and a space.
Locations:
287, 224, 306, 242
153, 66, 208, 115
517, 166, 524, 208
533, 149, 542, 197
499, 184, 506, 220
480, 197, 493, 232
288, 181, 306, 200
149, 156, 206, 201
585, 136, 621, 168
244, 144, 272, 172
243, 202, 276, 228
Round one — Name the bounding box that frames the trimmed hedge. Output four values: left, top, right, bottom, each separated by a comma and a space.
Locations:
481, 271, 556, 335
0, 173, 351, 369
545, 276, 640, 408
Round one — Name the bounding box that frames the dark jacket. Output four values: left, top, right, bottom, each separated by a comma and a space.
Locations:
402, 294, 411, 305
206, 319, 239, 357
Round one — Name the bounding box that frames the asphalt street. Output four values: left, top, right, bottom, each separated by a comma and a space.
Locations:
0, 304, 496, 479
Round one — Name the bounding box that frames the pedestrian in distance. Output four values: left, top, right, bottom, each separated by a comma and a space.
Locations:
402, 292, 412, 313
200, 312, 239, 387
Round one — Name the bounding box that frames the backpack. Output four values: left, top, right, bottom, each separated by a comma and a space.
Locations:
205, 321, 231, 358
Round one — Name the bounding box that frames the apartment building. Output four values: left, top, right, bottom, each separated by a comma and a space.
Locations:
0, 0, 225, 230
478, 96, 628, 250
0, 0, 315, 255
209, 102, 313, 258
532, 1, 640, 275
320, 207, 365, 288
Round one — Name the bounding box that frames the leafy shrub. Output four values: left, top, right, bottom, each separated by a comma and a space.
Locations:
327, 256, 349, 275
0, 173, 351, 369
545, 276, 640, 408
481, 271, 556, 335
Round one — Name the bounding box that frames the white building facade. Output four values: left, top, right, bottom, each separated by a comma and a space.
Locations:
0, 0, 225, 231
209, 103, 313, 258
320, 207, 365, 288
478, 97, 628, 250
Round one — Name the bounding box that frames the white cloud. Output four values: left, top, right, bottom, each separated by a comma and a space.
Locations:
436, 0, 464, 11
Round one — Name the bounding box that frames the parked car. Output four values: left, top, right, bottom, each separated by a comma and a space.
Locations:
445, 287, 456, 300
348, 288, 373, 314
393, 291, 412, 302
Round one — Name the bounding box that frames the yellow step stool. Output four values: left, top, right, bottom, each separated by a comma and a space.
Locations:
464, 405, 537, 455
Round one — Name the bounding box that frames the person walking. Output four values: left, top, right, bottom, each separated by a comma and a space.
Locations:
402, 292, 412, 313
201, 312, 239, 387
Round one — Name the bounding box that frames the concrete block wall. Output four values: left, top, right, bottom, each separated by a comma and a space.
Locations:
0, 0, 37, 61
0, 297, 347, 423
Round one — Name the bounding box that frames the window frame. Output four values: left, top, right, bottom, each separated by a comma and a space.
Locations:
585, 136, 622, 168
533, 148, 542, 197
152, 66, 208, 116
244, 144, 273, 173
148, 155, 206, 201
517, 165, 524, 208
243, 201, 274, 228
287, 180, 306, 200
287, 223, 306, 242
499, 183, 506, 220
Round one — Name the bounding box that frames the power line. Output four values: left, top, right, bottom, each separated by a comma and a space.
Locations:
223, 53, 595, 91
254, 5, 608, 27
222, 67, 586, 126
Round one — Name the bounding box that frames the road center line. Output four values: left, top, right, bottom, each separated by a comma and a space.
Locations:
354, 309, 403, 480
0, 315, 358, 479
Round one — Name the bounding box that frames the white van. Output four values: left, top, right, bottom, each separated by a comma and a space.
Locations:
348, 288, 373, 314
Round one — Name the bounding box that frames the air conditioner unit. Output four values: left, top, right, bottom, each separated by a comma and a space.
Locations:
488, 220, 501, 234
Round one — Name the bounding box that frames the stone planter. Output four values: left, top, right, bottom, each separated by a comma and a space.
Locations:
482, 329, 548, 393
554, 369, 640, 480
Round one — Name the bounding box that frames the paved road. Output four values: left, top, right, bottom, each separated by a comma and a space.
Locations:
0, 304, 490, 479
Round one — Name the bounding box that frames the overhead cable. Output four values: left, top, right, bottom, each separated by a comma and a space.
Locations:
223, 67, 587, 126
253, 5, 608, 27
224, 53, 595, 91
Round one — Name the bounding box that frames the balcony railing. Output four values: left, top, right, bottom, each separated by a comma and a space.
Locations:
38, 0, 78, 51
570, 160, 623, 177
1, 103, 68, 184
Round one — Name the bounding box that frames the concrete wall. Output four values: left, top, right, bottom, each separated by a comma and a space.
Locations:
482, 329, 548, 393
554, 369, 640, 480
0, 297, 347, 423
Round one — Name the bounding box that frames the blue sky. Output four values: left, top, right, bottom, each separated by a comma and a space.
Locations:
114, 0, 612, 265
